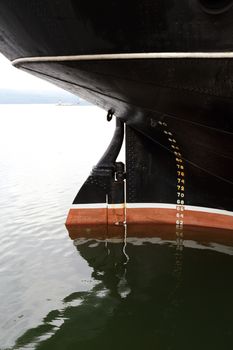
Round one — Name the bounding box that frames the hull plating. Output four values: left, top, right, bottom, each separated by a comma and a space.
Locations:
0, 0, 232, 232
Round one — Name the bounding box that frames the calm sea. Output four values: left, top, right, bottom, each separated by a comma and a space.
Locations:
0, 105, 232, 350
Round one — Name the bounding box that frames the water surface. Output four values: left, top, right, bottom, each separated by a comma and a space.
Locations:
0, 105, 232, 350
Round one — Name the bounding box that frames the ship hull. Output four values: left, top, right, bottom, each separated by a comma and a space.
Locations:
0, 0, 232, 232
18, 59, 233, 212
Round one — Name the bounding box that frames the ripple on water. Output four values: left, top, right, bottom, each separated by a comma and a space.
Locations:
0, 105, 114, 349
1, 106, 233, 350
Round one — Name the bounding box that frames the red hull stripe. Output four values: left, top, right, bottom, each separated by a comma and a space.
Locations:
126, 208, 233, 230
66, 205, 233, 239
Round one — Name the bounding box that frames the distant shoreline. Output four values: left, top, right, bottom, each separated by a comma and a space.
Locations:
0, 88, 90, 105
0, 102, 91, 105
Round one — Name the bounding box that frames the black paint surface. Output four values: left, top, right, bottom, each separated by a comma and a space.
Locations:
0, 1, 232, 211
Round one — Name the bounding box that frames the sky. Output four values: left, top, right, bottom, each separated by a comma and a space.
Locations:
0, 53, 63, 91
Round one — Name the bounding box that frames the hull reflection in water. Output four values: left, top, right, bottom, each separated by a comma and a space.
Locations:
13, 236, 233, 350
67, 222, 233, 247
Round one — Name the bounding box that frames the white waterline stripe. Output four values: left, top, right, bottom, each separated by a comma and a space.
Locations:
126, 203, 176, 210
108, 204, 125, 209
11, 52, 233, 66
71, 203, 124, 209
185, 205, 233, 217
71, 202, 233, 217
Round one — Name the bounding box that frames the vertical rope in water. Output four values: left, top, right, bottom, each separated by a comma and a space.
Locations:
123, 222, 130, 265
123, 157, 129, 265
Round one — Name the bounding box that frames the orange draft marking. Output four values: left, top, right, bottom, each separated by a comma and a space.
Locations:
159, 120, 185, 238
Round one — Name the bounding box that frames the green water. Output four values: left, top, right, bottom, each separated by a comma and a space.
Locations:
12, 240, 233, 350
0, 106, 232, 349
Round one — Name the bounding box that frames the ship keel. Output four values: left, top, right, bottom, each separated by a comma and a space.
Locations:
66, 114, 233, 241
66, 116, 126, 238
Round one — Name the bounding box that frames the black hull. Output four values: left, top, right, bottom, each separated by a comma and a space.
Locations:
0, 0, 232, 231
12, 59, 233, 214
1, 1, 233, 59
